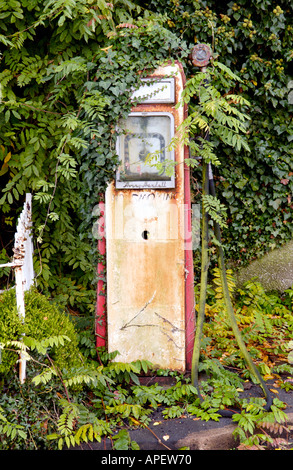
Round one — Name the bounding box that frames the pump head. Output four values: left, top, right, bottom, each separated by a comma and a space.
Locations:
190, 44, 212, 68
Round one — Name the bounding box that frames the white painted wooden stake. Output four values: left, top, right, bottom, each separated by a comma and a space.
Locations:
0, 194, 34, 383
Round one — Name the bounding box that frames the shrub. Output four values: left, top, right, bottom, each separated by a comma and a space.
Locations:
0, 290, 24, 375
0, 288, 83, 376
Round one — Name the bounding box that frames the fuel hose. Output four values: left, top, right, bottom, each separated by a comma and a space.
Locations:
191, 161, 273, 416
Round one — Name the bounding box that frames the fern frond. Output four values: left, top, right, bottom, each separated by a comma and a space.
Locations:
213, 267, 236, 299
0, 406, 27, 441
213, 61, 243, 83
202, 194, 228, 228
63, 365, 114, 389
25, 334, 71, 355
32, 367, 58, 386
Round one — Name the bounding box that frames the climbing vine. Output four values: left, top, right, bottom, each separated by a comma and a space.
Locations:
0, 0, 292, 313
141, 0, 293, 268
0, 1, 188, 312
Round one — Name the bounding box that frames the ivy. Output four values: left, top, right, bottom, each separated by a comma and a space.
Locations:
0, 1, 188, 311
139, 0, 293, 270
0, 0, 292, 313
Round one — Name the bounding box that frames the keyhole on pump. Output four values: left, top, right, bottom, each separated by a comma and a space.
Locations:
142, 230, 150, 240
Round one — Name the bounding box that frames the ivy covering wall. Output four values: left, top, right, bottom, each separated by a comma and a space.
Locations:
144, 0, 293, 266
0, 0, 292, 313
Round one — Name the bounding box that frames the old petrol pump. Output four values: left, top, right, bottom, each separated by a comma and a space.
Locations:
102, 62, 194, 372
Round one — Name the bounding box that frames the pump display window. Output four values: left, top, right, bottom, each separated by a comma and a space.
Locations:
116, 112, 175, 188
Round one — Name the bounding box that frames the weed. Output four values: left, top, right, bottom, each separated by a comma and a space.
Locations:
0, 282, 292, 450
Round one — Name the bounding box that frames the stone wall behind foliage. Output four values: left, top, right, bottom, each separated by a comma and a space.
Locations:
235, 240, 293, 292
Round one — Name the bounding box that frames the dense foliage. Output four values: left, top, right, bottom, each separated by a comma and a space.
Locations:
200, 269, 293, 379
143, 0, 293, 265
0, 0, 189, 312
0, 1, 292, 452
0, 281, 292, 450
0, 0, 292, 307
0, 288, 82, 375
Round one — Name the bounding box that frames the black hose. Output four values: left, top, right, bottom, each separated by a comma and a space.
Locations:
208, 163, 273, 412
191, 159, 210, 398
191, 161, 273, 416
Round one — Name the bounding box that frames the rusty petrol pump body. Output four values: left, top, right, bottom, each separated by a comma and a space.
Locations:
104, 62, 194, 372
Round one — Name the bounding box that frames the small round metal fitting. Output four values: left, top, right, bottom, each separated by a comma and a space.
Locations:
191, 44, 212, 67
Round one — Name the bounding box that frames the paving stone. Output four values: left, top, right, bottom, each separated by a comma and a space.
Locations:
176, 424, 238, 450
